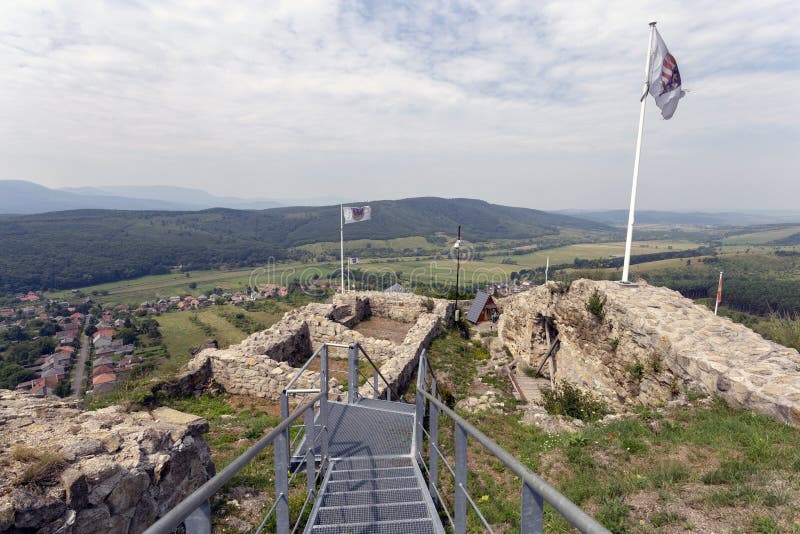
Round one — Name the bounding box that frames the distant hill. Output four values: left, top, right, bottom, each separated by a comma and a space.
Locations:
555, 209, 800, 227
0, 180, 280, 213
62, 185, 281, 211
0, 197, 609, 294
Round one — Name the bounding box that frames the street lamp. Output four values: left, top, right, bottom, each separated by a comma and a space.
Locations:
454, 225, 461, 321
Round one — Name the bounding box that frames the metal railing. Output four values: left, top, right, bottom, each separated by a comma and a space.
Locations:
146, 342, 347, 534
414, 350, 611, 534
354, 342, 402, 402
144, 393, 325, 534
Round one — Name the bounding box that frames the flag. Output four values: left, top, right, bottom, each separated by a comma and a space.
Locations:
349, 257, 359, 265
648, 28, 685, 120
343, 206, 371, 224
716, 272, 723, 304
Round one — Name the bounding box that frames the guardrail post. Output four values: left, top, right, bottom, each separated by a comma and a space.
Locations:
521, 481, 544, 534
428, 381, 439, 506
455, 423, 467, 534
320, 346, 329, 464
280, 391, 290, 465
348, 343, 359, 404
305, 405, 316, 496
274, 427, 290, 534
415, 353, 427, 460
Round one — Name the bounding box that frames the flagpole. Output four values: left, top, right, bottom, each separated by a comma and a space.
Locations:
714, 271, 723, 316
545, 256, 549, 284
622, 21, 657, 284
340, 205, 345, 294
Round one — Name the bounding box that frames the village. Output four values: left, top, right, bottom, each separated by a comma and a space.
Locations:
0, 284, 296, 398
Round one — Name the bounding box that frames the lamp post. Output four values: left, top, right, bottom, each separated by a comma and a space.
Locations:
454, 225, 461, 321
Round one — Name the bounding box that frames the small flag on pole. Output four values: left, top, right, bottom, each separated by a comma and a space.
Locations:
714, 271, 723, 316
349, 257, 359, 265
343, 206, 371, 224
648, 28, 685, 120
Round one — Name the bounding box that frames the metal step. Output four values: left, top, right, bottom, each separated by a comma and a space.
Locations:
325, 475, 420, 493
331, 457, 412, 470
310, 518, 437, 534
316, 501, 430, 524
319, 488, 424, 508
329, 466, 416, 481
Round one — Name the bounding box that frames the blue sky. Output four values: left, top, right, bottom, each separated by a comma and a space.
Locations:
1, 1, 798, 209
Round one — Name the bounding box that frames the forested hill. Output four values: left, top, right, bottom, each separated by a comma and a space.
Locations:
0, 197, 609, 295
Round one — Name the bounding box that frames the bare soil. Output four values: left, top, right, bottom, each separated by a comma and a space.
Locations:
352, 316, 413, 344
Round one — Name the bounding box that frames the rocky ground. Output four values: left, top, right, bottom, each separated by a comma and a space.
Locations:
0, 391, 213, 534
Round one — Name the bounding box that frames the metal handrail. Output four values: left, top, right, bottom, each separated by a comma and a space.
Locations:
357, 343, 401, 401
144, 393, 323, 534
416, 351, 610, 534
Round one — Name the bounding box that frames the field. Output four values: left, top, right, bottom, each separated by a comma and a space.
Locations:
722, 226, 800, 246
487, 240, 700, 268
296, 236, 435, 255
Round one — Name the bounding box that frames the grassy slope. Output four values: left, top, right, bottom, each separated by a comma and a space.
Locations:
425, 329, 800, 533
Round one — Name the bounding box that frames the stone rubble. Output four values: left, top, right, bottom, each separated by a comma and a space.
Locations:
0, 391, 213, 534
499, 279, 800, 427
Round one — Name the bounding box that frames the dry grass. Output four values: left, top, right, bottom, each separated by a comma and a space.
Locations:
13, 447, 66, 486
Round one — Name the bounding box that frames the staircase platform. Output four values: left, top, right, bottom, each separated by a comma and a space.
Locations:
300, 400, 444, 533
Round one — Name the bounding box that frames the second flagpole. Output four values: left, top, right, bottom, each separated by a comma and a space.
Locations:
621, 21, 657, 284
340, 204, 345, 294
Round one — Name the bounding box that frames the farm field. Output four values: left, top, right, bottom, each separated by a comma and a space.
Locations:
46, 262, 311, 306
722, 226, 800, 246
491, 240, 700, 268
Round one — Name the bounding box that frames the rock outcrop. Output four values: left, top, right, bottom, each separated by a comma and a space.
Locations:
0, 391, 214, 533
172, 292, 453, 401
499, 279, 800, 427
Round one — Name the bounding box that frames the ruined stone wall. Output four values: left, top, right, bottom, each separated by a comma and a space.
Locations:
173, 293, 452, 401
499, 279, 800, 427
333, 292, 441, 323
0, 392, 213, 534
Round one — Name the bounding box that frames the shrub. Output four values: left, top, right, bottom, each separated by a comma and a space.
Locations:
541, 380, 607, 422
625, 362, 644, 382
647, 353, 663, 373
610, 337, 620, 350
585, 289, 607, 321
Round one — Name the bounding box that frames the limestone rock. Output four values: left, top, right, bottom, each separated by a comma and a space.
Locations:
0, 391, 214, 533
499, 279, 800, 427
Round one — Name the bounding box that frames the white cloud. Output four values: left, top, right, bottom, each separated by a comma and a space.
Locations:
0, 0, 798, 209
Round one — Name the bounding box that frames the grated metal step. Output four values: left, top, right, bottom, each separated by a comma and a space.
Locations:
316, 501, 430, 524
355, 398, 417, 414
325, 475, 420, 493
310, 518, 437, 534
319, 488, 424, 508
329, 466, 416, 481
331, 457, 412, 470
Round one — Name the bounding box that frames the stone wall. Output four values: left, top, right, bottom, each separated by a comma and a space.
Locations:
0, 391, 213, 533
498, 279, 800, 427
176, 292, 453, 402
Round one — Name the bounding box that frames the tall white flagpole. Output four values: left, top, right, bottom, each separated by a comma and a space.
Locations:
545, 256, 549, 283
340, 205, 345, 294
622, 21, 657, 284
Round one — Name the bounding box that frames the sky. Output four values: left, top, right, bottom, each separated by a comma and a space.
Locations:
1, 1, 798, 210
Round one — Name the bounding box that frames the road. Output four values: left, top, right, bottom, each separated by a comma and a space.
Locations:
71, 334, 90, 397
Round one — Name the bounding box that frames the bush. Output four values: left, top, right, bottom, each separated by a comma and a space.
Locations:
586, 289, 606, 320
541, 380, 607, 422
625, 362, 644, 382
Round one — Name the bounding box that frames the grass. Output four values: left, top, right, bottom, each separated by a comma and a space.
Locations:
13, 446, 66, 486
422, 329, 800, 532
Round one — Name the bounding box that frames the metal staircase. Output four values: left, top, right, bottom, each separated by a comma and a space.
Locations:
303, 399, 443, 533
145, 341, 610, 534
